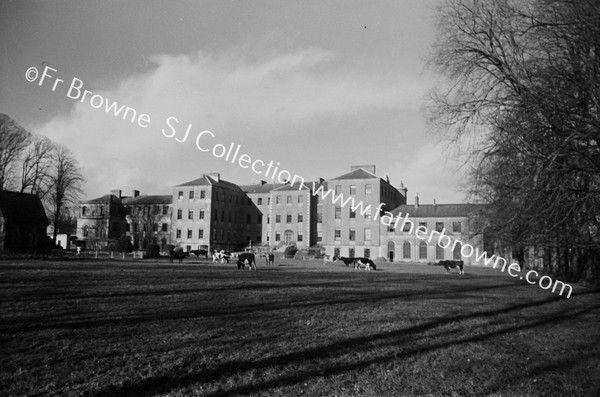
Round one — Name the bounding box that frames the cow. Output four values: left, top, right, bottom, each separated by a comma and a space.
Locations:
237, 252, 257, 270
439, 260, 464, 275
169, 248, 186, 264
322, 254, 335, 265
336, 256, 356, 267
212, 250, 230, 263
354, 257, 376, 271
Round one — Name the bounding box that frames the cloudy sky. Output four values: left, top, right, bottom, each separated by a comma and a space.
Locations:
0, 0, 467, 204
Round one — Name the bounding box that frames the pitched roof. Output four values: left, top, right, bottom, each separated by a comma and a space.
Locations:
0, 190, 48, 225
176, 175, 243, 192
240, 182, 286, 194
390, 203, 482, 218
122, 195, 172, 205
81, 194, 122, 205
272, 182, 311, 192
331, 167, 378, 181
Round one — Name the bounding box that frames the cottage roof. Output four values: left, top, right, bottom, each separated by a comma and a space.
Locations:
122, 195, 172, 206
390, 203, 481, 218
0, 190, 48, 225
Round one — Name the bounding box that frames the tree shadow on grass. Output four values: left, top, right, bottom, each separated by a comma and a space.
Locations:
90, 295, 600, 397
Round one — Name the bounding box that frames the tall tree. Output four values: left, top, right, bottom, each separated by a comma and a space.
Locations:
0, 113, 31, 190
428, 0, 600, 279
47, 145, 84, 246
19, 136, 55, 199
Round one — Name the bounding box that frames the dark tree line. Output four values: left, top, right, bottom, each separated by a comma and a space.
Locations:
429, 0, 600, 280
0, 113, 84, 246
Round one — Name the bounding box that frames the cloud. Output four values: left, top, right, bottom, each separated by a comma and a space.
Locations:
31, 45, 436, 199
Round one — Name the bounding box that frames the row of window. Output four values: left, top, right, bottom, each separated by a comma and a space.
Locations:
333, 247, 372, 258
265, 232, 304, 242
334, 184, 372, 196
268, 214, 304, 224
177, 190, 252, 205
175, 209, 261, 224
334, 228, 372, 241
126, 205, 170, 216
174, 228, 261, 243
390, 221, 462, 233
334, 206, 371, 219
257, 195, 305, 205
126, 223, 169, 233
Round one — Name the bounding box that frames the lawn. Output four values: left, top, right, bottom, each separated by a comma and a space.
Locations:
0, 258, 599, 396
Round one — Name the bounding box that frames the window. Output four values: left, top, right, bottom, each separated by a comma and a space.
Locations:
178, 191, 183, 199
453, 242, 462, 260
153, 223, 158, 232
287, 195, 292, 204
365, 184, 372, 194
176, 229, 181, 238
162, 205, 169, 215
419, 222, 427, 230
177, 209, 182, 220
403, 222, 411, 232
82, 206, 88, 216
153, 205, 160, 214
188, 210, 194, 220
349, 248, 355, 258
364, 248, 370, 258
298, 195, 303, 203
267, 216, 270, 224
275, 232, 281, 241
364, 206, 372, 218
349, 209, 356, 218
317, 231, 322, 242
419, 241, 428, 259
198, 229, 204, 239
276, 214, 281, 223
268, 197, 271, 205
364, 228, 371, 241
189, 191, 194, 199
335, 207, 341, 219
317, 205, 323, 223
335, 185, 342, 195
276, 195, 281, 204
200, 190, 206, 199
83, 225, 89, 237
350, 185, 356, 195
349, 229, 356, 241
453, 222, 462, 233
436, 222, 444, 232
436, 245, 444, 259
335, 229, 341, 240
162, 223, 168, 232
187, 229, 192, 239
258, 198, 263, 205
334, 248, 340, 258
403, 241, 411, 259
286, 213, 292, 223
298, 233, 303, 242
297, 214, 303, 223
199, 210, 205, 220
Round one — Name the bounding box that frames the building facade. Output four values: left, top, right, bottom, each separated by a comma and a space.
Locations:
170, 173, 262, 252
76, 190, 127, 249
122, 192, 172, 252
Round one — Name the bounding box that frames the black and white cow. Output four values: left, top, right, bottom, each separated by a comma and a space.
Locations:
237, 252, 257, 271
212, 250, 230, 263
335, 256, 356, 267
439, 260, 464, 275
354, 257, 376, 271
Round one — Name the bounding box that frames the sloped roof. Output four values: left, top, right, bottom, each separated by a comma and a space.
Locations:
390, 203, 482, 218
240, 182, 286, 194
81, 194, 121, 205
176, 175, 243, 192
331, 167, 378, 181
122, 195, 172, 205
0, 190, 48, 225
272, 182, 311, 192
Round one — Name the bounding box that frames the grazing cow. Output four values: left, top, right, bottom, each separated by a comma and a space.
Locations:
237, 252, 257, 270
169, 249, 186, 264
212, 250, 230, 263
354, 257, 376, 271
439, 260, 464, 275
337, 256, 356, 267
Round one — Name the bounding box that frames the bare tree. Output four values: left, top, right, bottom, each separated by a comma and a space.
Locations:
47, 145, 85, 246
0, 113, 31, 190
428, 0, 600, 278
19, 136, 55, 199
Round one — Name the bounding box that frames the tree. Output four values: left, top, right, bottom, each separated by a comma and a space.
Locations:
47, 145, 85, 246
428, 0, 600, 279
0, 113, 31, 190
19, 136, 55, 199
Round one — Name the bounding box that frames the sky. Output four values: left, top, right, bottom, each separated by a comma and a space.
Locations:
0, 0, 468, 204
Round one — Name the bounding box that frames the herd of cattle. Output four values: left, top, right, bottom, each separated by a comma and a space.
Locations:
168, 248, 465, 274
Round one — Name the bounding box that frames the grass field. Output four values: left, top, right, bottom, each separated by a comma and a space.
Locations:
1, 258, 599, 397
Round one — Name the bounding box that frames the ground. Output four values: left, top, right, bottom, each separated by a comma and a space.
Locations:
1, 258, 599, 396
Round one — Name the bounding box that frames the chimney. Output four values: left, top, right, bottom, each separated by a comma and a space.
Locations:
110, 189, 122, 198
133, 190, 140, 198
433, 199, 437, 206
415, 193, 419, 208
206, 172, 220, 182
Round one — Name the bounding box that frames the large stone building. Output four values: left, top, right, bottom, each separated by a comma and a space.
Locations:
122, 192, 172, 252
322, 165, 407, 260
76, 190, 127, 249
170, 173, 262, 252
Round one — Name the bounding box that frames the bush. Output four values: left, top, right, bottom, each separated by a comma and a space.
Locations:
115, 235, 133, 253
284, 244, 298, 259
